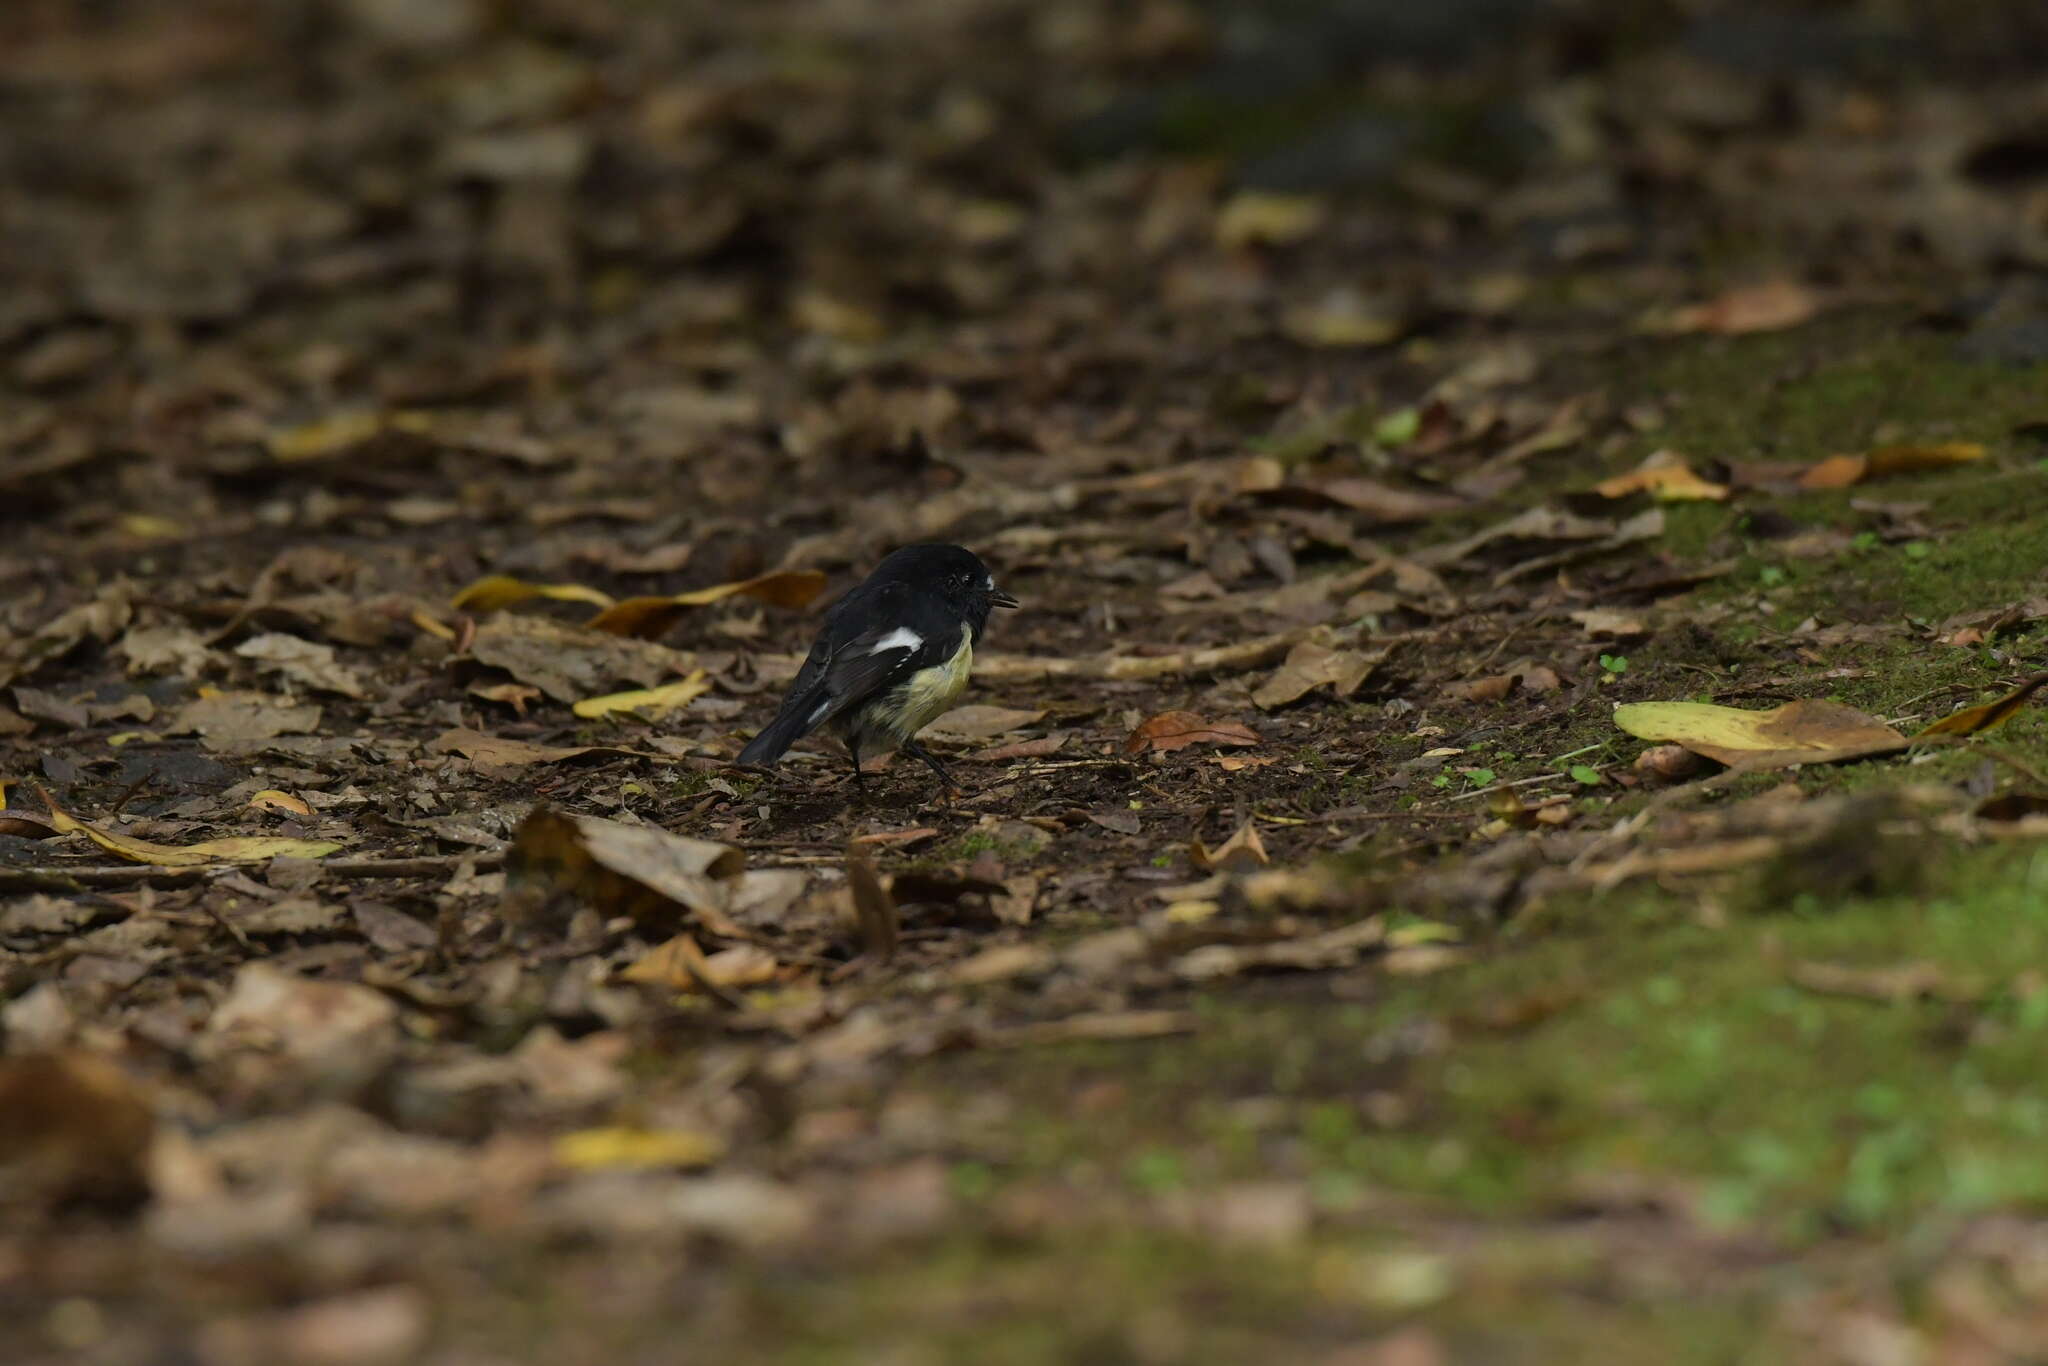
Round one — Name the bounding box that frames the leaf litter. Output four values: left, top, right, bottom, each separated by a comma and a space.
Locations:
7, 0, 2048, 1359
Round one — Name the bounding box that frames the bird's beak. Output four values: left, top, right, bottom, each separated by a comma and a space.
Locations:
986, 586, 1020, 610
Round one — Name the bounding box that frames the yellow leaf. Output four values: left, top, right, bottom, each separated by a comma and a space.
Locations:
584, 570, 828, 638
37, 785, 342, 866
1594, 450, 1730, 502
553, 1127, 724, 1171
410, 607, 457, 641
572, 670, 712, 719
1799, 441, 1985, 490
620, 934, 779, 993
1915, 672, 2048, 739
248, 789, 314, 817
266, 411, 389, 462
1614, 699, 1907, 769
1216, 191, 1327, 249
450, 574, 616, 613
119, 514, 186, 540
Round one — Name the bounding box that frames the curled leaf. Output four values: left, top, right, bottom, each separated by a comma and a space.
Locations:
584, 570, 828, 638
572, 670, 712, 719
1915, 672, 2048, 739
506, 807, 745, 936
1614, 700, 1906, 769
450, 575, 616, 613
1190, 820, 1270, 872
1799, 442, 1985, 490
1593, 451, 1729, 502
1124, 711, 1261, 755
35, 785, 342, 865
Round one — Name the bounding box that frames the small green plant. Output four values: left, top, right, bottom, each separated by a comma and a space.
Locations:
1851, 530, 1881, 552
1599, 653, 1629, 676
1465, 767, 1497, 788
1758, 565, 1788, 587
1903, 541, 1932, 559
1569, 764, 1603, 786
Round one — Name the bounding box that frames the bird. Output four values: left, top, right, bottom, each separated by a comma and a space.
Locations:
736, 544, 1018, 792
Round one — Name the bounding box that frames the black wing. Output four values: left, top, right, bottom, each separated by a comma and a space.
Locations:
736, 582, 954, 765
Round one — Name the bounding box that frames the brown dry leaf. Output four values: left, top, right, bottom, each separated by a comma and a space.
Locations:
849, 827, 940, 847
467, 614, 701, 703
450, 574, 617, 613
116, 624, 214, 678
0, 583, 134, 689
0, 1051, 155, 1210
164, 689, 321, 747
1658, 279, 1823, 335
1788, 960, 1980, 1004
1251, 476, 1462, 523
0, 807, 60, 839
1442, 673, 1518, 704
1915, 672, 2048, 739
429, 728, 659, 768
970, 734, 1068, 762
571, 670, 712, 719
1613, 699, 1907, 769
1124, 711, 1261, 754
1190, 821, 1270, 872
1799, 442, 1986, 490
584, 570, 827, 638
922, 705, 1047, 743
1252, 639, 1384, 709
201, 963, 399, 1094
949, 943, 1056, 986
620, 935, 780, 994
1569, 608, 1649, 638
1634, 744, 1709, 781
846, 842, 897, 960
37, 785, 342, 865
1172, 918, 1384, 981
506, 807, 746, 936
233, 632, 371, 699
1593, 450, 1730, 502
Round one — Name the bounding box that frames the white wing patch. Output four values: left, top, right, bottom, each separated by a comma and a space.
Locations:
868, 625, 923, 655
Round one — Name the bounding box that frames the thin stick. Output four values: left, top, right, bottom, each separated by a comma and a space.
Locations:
0, 852, 505, 893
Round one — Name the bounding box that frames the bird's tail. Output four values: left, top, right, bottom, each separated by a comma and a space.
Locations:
736, 691, 828, 767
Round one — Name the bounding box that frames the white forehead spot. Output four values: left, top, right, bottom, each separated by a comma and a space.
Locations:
984, 574, 994, 589
870, 626, 923, 654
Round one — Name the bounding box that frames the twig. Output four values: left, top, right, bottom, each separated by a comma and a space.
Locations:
0, 852, 504, 893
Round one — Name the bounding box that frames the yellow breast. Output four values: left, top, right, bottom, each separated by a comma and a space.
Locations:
894, 624, 974, 737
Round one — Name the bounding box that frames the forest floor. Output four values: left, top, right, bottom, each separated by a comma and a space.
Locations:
5, 1, 2048, 1362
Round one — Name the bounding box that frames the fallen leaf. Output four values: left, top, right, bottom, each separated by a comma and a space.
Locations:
1190, 821, 1270, 872
1613, 699, 1907, 768
1634, 744, 1709, 781
553, 1127, 724, 1171
1659, 279, 1822, 335
164, 690, 321, 747
450, 574, 617, 613
978, 1011, 1196, 1047
37, 785, 342, 865
584, 570, 828, 637
1442, 673, 1517, 703
1252, 640, 1383, 709
572, 670, 712, 719
1216, 191, 1326, 249
506, 807, 745, 936
1913, 672, 2048, 739
620, 935, 780, 993
0, 584, 133, 689
1173, 917, 1382, 980
201, 963, 398, 1094
1799, 442, 1986, 490
468, 681, 543, 714
974, 629, 1307, 683
1088, 808, 1141, 835
0, 807, 59, 839
429, 729, 659, 768
1593, 450, 1730, 502
233, 632, 371, 699
0, 1052, 155, 1210
116, 624, 214, 678
1568, 608, 1649, 638
1124, 711, 1261, 754
467, 615, 701, 703
849, 827, 940, 847
1280, 291, 1406, 349
970, 734, 1069, 762
266, 411, 394, 462
248, 790, 314, 817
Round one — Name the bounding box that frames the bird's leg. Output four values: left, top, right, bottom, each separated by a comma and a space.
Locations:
845, 737, 867, 796
900, 740, 959, 795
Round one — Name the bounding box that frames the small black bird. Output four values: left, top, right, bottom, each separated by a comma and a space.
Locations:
737, 544, 1018, 790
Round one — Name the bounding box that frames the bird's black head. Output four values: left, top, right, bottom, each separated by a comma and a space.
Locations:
874, 543, 1018, 637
